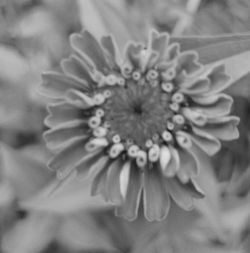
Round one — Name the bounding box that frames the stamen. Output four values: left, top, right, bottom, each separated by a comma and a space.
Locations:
112, 134, 121, 143
85, 137, 109, 152
162, 67, 176, 81
161, 82, 174, 93
162, 130, 173, 142
109, 143, 125, 158
146, 69, 159, 80
94, 94, 105, 105
121, 63, 133, 78
148, 144, 160, 162
173, 114, 185, 125
132, 71, 141, 81
126, 138, 133, 146
152, 133, 159, 142
160, 146, 171, 172
176, 131, 192, 149
88, 116, 101, 129
128, 145, 139, 158
95, 108, 105, 117
167, 121, 175, 131
150, 80, 159, 87
136, 150, 147, 168
145, 139, 153, 148
106, 74, 117, 85
172, 92, 184, 103
103, 121, 111, 128
103, 89, 112, 98
170, 103, 180, 112
117, 77, 125, 86
93, 126, 107, 137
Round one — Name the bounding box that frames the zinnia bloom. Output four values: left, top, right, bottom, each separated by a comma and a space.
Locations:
41, 30, 239, 221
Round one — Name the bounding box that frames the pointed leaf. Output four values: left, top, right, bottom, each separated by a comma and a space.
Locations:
77, 0, 142, 49
57, 213, 116, 251
0, 144, 53, 200
171, 33, 250, 64
20, 174, 108, 214
2, 213, 59, 253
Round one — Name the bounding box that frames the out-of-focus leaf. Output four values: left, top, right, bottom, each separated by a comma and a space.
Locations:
57, 212, 117, 251
222, 51, 250, 88
194, 149, 225, 239
171, 33, 250, 64
0, 45, 29, 83
0, 144, 53, 200
222, 197, 250, 235
131, 233, 171, 253
174, 237, 241, 253
77, 0, 142, 49
0, 181, 15, 207
21, 174, 108, 214
2, 213, 60, 253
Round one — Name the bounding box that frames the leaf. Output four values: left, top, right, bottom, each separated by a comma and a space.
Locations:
221, 197, 250, 235
20, 174, 109, 214
171, 33, 250, 64
77, 0, 142, 49
57, 212, 116, 251
222, 51, 250, 89
194, 148, 225, 239
0, 45, 29, 83
0, 144, 53, 200
2, 213, 59, 253
0, 181, 15, 207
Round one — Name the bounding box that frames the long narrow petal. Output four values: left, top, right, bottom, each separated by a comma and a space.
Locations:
45, 102, 85, 128
180, 78, 210, 95
196, 116, 239, 140
105, 158, 124, 205
70, 31, 110, 74
73, 151, 107, 180
178, 148, 199, 178
101, 35, 122, 68
66, 89, 96, 109
115, 163, 143, 221
143, 165, 170, 221
190, 128, 221, 156
167, 178, 194, 210
40, 72, 89, 98
91, 159, 113, 199
44, 120, 89, 150
48, 136, 91, 178
191, 94, 233, 118
61, 55, 98, 87
206, 64, 231, 94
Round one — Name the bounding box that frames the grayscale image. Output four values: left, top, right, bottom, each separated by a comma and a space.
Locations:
0, 0, 250, 253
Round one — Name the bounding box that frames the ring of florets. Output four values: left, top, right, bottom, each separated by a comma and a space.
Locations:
84, 60, 194, 169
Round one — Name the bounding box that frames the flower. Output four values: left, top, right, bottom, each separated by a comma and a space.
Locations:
41, 30, 239, 221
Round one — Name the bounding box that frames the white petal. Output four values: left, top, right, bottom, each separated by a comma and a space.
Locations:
160, 146, 171, 172
119, 161, 131, 199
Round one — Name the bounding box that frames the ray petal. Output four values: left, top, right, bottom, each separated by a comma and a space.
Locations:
143, 165, 171, 221
115, 163, 143, 221
196, 116, 239, 141
70, 31, 111, 74
40, 72, 89, 98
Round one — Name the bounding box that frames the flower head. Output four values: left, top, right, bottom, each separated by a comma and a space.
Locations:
42, 30, 239, 221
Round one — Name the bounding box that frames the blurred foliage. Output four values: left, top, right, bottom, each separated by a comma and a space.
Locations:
1, 0, 250, 253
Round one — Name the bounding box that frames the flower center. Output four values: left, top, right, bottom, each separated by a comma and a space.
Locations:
103, 80, 171, 147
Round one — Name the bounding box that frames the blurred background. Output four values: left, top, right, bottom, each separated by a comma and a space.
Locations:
1, 0, 250, 252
